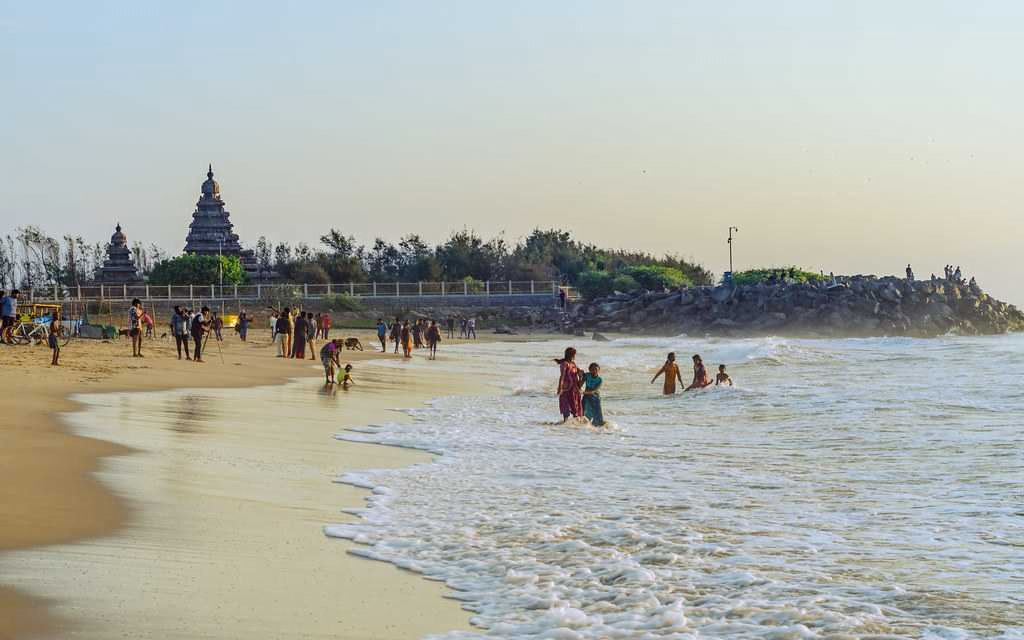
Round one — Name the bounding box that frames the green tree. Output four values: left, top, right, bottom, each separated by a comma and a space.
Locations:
148, 254, 246, 285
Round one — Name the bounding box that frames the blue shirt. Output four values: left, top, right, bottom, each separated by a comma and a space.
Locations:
377, 322, 387, 337
1, 296, 16, 317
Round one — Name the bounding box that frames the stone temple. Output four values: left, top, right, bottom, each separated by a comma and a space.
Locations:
97, 223, 143, 284
183, 165, 259, 276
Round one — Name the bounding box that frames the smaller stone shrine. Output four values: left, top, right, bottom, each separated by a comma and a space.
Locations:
96, 223, 143, 284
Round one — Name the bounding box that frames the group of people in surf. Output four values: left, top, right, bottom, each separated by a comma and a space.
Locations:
554, 348, 732, 427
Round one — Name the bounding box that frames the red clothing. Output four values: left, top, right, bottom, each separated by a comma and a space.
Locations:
558, 361, 583, 418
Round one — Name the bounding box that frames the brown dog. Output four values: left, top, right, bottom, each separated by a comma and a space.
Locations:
344, 337, 363, 351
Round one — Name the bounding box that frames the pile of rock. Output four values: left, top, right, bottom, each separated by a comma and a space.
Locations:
566, 276, 1023, 338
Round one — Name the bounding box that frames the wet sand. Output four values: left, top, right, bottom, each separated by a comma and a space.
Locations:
0, 328, 509, 639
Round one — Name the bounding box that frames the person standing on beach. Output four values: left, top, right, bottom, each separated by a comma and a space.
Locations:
400, 321, 413, 358
390, 317, 402, 354
190, 306, 210, 362
269, 311, 278, 343
275, 309, 291, 357
650, 352, 682, 395
0, 290, 17, 344
446, 316, 455, 340
48, 318, 61, 366
376, 318, 388, 352
237, 311, 249, 342
128, 298, 144, 358
171, 306, 190, 360
306, 312, 317, 360
293, 312, 308, 359
212, 311, 224, 341
142, 309, 154, 339
322, 313, 331, 340
684, 354, 712, 391
426, 319, 441, 360
554, 347, 584, 423
314, 313, 322, 340
467, 316, 477, 339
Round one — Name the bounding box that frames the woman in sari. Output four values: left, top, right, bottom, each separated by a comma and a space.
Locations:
554, 347, 583, 423
685, 354, 712, 391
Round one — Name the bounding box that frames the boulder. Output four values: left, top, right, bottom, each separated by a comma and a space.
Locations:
592, 332, 611, 342
493, 325, 517, 335
710, 285, 734, 303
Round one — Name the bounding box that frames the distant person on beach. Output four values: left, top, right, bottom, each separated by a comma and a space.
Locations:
171, 306, 191, 360
275, 309, 291, 357
583, 362, 604, 427
0, 290, 17, 343
269, 311, 278, 342
306, 312, 317, 360
685, 354, 712, 391
322, 313, 331, 340
376, 318, 388, 352
651, 352, 682, 395
190, 306, 210, 362
390, 317, 402, 354
467, 316, 477, 339
400, 321, 413, 358
143, 310, 154, 338
460, 316, 468, 339
426, 319, 441, 360
314, 313, 323, 339
342, 364, 354, 388
48, 318, 61, 366
412, 320, 423, 349
129, 298, 144, 358
237, 311, 249, 341
715, 364, 733, 386
212, 312, 224, 341
320, 338, 341, 384
293, 312, 308, 359
555, 347, 584, 423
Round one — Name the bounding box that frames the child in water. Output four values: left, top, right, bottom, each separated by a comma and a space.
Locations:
342, 364, 355, 388
715, 364, 733, 386
582, 362, 605, 427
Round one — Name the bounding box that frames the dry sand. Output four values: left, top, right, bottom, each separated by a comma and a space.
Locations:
0, 326, 513, 639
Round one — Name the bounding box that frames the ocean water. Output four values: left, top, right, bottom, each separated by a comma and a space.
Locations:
327, 334, 1024, 639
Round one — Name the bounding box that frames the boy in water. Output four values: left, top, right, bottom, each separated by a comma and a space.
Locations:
650, 352, 683, 395
48, 318, 61, 366
341, 364, 355, 388
715, 364, 733, 386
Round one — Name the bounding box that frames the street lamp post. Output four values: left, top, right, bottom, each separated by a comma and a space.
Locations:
727, 226, 739, 274
218, 239, 223, 291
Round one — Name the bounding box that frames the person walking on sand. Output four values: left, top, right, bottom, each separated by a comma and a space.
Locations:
390, 317, 402, 354
0, 289, 18, 344
426, 319, 441, 360
376, 318, 388, 352
190, 306, 210, 362
171, 306, 191, 360
128, 298, 144, 358
412, 319, 423, 349
651, 352, 683, 395
314, 313, 323, 340
212, 311, 224, 341
322, 313, 331, 340
143, 309, 154, 339
554, 347, 584, 423
684, 354, 712, 392
583, 362, 604, 427
400, 321, 413, 358
237, 311, 249, 342
275, 308, 292, 357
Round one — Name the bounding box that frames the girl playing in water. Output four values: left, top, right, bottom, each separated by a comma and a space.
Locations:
554, 347, 584, 423
651, 352, 683, 395
684, 354, 712, 391
582, 362, 605, 427
341, 364, 355, 388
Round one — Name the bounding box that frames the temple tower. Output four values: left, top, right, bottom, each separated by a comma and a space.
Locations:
183, 165, 258, 275
97, 223, 143, 284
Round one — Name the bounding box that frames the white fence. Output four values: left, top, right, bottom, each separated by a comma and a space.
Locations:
24, 280, 572, 303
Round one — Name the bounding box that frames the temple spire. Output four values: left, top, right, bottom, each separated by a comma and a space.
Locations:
207, 163, 214, 179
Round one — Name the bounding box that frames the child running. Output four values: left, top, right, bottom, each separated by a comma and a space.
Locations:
715, 364, 733, 386
582, 362, 604, 427
320, 339, 341, 384
650, 352, 683, 395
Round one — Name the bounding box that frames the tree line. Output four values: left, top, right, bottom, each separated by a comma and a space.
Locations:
1, 226, 713, 296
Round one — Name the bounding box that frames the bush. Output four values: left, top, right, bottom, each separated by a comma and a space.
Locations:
731, 267, 827, 286
612, 274, 639, 293
320, 293, 366, 312
620, 265, 691, 291
148, 254, 246, 286
576, 270, 614, 299
287, 261, 331, 284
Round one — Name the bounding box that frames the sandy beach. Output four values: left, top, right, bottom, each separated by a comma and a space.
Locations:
0, 328, 498, 639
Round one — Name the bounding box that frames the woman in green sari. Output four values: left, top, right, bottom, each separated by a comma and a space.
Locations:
582, 363, 605, 427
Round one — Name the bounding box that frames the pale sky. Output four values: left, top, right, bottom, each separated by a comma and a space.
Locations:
3, 1, 1022, 302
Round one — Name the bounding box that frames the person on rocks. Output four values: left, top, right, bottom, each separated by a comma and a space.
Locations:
651, 352, 683, 395
685, 354, 712, 392
954, 266, 962, 283
554, 347, 584, 423
906, 264, 914, 282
